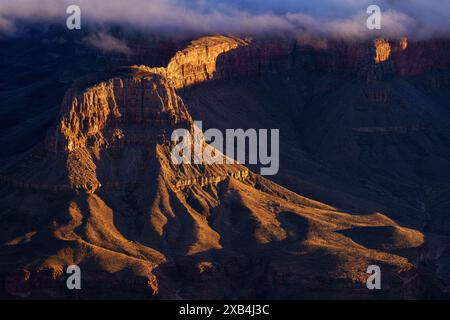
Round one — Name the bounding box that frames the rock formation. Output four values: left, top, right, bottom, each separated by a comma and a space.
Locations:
1, 34, 448, 299
140, 36, 250, 89
374, 38, 392, 64
131, 36, 450, 89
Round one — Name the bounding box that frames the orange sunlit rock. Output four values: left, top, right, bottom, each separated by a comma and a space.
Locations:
374, 38, 391, 63
400, 37, 408, 51
147, 36, 249, 89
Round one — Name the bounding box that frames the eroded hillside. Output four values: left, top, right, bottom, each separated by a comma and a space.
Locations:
0, 35, 447, 299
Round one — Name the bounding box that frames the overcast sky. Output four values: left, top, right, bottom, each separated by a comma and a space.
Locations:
0, 0, 449, 39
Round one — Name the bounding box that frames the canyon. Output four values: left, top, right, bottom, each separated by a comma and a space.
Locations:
0, 32, 450, 299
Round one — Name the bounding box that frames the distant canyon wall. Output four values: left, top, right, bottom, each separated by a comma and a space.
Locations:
138, 36, 450, 90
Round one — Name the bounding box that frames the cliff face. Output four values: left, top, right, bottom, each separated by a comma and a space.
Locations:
43, 73, 192, 193
144, 36, 293, 86
374, 38, 392, 63
130, 36, 450, 92
214, 38, 293, 79
47, 75, 191, 153
146, 36, 250, 89
322, 38, 450, 80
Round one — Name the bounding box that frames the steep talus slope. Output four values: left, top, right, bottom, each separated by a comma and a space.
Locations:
0, 35, 442, 299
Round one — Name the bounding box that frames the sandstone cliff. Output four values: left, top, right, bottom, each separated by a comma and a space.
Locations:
132, 36, 450, 91
142, 35, 250, 88
47, 75, 191, 154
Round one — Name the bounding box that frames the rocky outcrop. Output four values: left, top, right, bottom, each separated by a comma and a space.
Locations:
42, 72, 193, 193
175, 169, 249, 189
374, 38, 391, 64
144, 36, 250, 89
143, 36, 293, 86
131, 36, 450, 91
46, 74, 191, 154
299, 37, 449, 80
3, 37, 258, 195
355, 38, 394, 83
213, 38, 293, 79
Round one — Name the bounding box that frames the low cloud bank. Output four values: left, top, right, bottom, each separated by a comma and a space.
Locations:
83, 32, 133, 56
0, 0, 449, 39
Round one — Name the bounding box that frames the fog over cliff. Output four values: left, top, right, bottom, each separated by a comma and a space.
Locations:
0, 0, 449, 39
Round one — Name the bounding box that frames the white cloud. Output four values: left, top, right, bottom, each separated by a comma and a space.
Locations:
0, 16, 15, 36
83, 32, 133, 56
0, 0, 449, 39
